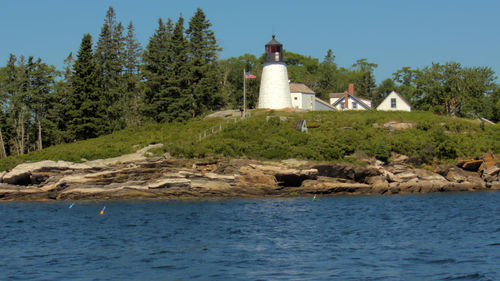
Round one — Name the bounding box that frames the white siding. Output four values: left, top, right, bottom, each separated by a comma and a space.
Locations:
291, 93, 302, 109
290, 92, 315, 110
301, 93, 315, 110
258, 62, 292, 109
330, 97, 340, 105
376, 91, 411, 111
360, 99, 372, 108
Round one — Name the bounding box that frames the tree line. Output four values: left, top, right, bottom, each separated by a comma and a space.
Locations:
0, 6, 499, 158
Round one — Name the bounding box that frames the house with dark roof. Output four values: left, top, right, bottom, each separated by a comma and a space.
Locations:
376, 91, 411, 112
328, 84, 372, 110
290, 83, 336, 111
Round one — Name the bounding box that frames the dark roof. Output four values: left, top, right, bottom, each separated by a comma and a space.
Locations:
331, 93, 371, 109
266, 35, 282, 46
290, 83, 315, 94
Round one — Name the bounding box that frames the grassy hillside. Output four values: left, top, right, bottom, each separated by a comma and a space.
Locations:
1, 110, 498, 171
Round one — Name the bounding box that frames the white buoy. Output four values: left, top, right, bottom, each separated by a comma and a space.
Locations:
257, 35, 292, 109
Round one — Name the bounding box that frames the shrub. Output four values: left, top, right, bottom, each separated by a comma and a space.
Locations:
374, 144, 391, 162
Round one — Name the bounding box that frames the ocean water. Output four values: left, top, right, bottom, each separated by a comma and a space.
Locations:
1, 192, 500, 280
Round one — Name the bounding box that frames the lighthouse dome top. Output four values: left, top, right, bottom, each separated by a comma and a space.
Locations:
266, 35, 282, 46
265, 35, 283, 63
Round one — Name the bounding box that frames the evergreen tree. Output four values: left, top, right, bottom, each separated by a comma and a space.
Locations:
352, 59, 378, 102
186, 8, 224, 115
124, 21, 142, 77
324, 49, 336, 64
95, 6, 126, 132
122, 21, 143, 126
69, 34, 106, 140
24, 57, 56, 150
142, 18, 173, 121
316, 49, 339, 100
165, 15, 194, 121
40, 52, 75, 146
0, 66, 8, 158
58, 53, 75, 141
0, 110, 6, 158
5, 55, 29, 155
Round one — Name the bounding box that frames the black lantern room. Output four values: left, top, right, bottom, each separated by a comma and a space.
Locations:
265, 35, 283, 63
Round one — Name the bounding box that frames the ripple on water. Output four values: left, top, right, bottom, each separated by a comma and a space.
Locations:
1, 193, 500, 280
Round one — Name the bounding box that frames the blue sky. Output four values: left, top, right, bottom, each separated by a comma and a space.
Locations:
1, 0, 499, 82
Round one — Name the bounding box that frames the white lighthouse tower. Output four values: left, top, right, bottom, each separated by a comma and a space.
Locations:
257, 35, 292, 109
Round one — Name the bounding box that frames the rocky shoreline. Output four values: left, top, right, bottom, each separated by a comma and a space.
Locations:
0, 146, 499, 201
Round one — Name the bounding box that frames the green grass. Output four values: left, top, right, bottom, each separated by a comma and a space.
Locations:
1, 110, 498, 171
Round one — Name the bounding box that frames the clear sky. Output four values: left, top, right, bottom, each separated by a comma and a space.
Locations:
1, 0, 499, 82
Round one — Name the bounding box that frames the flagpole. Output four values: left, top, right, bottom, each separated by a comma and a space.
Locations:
243, 69, 246, 119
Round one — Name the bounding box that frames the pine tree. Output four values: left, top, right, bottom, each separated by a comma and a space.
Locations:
41, 52, 75, 146
6, 55, 29, 155
0, 65, 8, 157
324, 49, 336, 64
186, 8, 224, 115
317, 49, 339, 100
166, 15, 194, 121
124, 22, 142, 77
69, 34, 106, 140
352, 59, 378, 102
122, 21, 143, 126
24, 57, 56, 150
142, 18, 173, 121
95, 6, 126, 132
0, 112, 6, 158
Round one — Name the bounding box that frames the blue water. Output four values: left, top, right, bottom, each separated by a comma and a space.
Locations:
1, 192, 500, 280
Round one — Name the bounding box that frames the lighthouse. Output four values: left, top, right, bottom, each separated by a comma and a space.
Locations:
257, 35, 292, 109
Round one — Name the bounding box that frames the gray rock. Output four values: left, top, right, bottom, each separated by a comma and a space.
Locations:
148, 178, 191, 189
414, 169, 447, 181
380, 121, 416, 131
489, 181, 500, 190
365, 175, 388, 185
313, 164, 380, 182
390, 152, 409, 163
482, 167, 500, 183
3, 160, 91, 185
300, 177, 371, 194
444, 167, 485, 188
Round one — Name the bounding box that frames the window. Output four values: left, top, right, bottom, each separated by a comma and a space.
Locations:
391, 98, 397, 108
340, 103, 344, 110
352, 102, 357, 109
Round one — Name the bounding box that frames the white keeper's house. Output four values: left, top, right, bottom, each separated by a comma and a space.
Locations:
290, 83, 336, 111
376, 91, 412, 112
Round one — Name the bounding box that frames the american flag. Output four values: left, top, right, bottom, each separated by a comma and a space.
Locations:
244, 72, 256, 79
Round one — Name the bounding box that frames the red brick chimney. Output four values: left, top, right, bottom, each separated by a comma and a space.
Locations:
349, 83, 354, 94
344, 91, 348, 109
